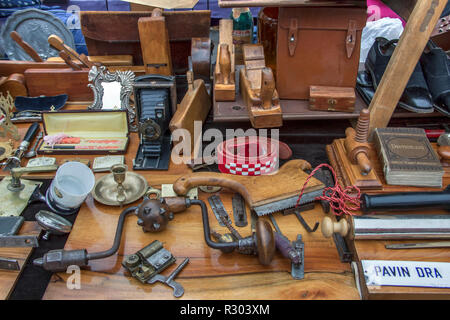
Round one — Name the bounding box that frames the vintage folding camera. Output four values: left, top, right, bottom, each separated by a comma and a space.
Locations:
133, 75, 177, 170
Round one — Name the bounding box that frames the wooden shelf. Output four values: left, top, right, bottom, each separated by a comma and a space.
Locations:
218, 0, 366, 8
213, 92, 443, 123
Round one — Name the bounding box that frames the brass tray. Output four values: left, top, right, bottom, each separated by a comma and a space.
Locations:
92, 172, 148, 206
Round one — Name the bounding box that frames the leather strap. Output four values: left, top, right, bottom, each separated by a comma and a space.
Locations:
288, 18, 298, 57
346, 20, 357, 59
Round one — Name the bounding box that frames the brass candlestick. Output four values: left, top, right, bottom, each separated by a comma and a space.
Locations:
111, 164, 127, 205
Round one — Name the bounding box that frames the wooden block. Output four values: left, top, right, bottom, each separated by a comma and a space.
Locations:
138, 9, 173, 76
331, 138, 382, 190
170, 72, 211, 160
191, 37, 211, 82
327, 140, 450, 194
47, 55, 134, 66
309, 86, 356, 112
0, 73, 27, 99
214, 19, 236, 101
24, 68, 92, 101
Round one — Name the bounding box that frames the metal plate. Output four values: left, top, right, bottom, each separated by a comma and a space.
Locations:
161, 184, 198, 199
0, 216, 24, 236
0, 235, 39, 247
0, 177, 42, 217
208, 195, 231, 227
92, 172, 148, 206
0, 8, 75, 61
27, 157, 57, 168
291, 235, 304, 280
232, 193, 248, 227
0, 257, 20, 271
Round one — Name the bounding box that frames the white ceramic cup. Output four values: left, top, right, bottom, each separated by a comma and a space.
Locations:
49, 161, 95, 209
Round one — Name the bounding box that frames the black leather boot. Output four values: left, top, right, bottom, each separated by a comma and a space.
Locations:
421, 41, 450, 117
365, 37, 434, 113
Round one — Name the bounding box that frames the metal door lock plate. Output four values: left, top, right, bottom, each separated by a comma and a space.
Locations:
122, 240, 175, 283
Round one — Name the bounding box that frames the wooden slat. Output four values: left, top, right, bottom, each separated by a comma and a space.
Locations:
368, 0, 447, 137
43, 197, 358, 300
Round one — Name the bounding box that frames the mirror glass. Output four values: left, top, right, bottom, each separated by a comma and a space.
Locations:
101, 81, 122, 110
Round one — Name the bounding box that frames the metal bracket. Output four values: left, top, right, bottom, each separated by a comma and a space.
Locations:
291, 235, 304, 280
283, 206, 319, 233
0, 235, 39, 247
232, 193, 247, 227
161, 184, 198, 199
208, 195, 232, 227
122, 240, 175, 284
0, 257, 20, 271
332, 233, 353, 263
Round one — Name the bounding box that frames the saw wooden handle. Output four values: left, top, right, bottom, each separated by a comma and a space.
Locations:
174, 159, 318, 208
48, 35, 92, 68
59, 50, 81, 70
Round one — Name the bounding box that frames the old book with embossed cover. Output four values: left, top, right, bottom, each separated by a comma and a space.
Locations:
374, 127, 443, 188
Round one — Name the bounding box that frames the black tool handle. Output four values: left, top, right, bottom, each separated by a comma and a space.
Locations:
361, 186, 450, 213
23, 122, 40, 145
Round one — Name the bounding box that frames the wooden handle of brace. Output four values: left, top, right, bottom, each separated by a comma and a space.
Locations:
321, 216, 349, 238
10, 31, 43, 62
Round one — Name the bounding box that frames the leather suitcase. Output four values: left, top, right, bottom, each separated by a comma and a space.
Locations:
276, 7, 367, 100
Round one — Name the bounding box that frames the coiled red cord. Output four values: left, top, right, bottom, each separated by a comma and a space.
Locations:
295, 163, 361, 216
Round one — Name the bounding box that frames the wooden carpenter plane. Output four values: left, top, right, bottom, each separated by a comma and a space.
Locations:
239, 44, 282, 128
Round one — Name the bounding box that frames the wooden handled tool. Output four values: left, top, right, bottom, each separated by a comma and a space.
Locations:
48, 34, 93, 68
260, 67, 276, 110
58, 50, 81, 70
344, 108, 372, 174
321, 216, 349, 238
173, 159, 324, 216
10, 31, 43, 62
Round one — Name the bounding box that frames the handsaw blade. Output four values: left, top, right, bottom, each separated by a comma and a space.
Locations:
254, 188, 323, 216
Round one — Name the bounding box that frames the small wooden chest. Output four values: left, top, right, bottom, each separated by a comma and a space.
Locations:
309, 86, 356, 112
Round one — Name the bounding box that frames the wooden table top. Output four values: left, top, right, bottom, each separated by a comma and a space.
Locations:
0, 119, 358, 299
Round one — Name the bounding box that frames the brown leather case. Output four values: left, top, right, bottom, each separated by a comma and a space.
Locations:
309, 85, 356, 112
80, 11, 210, 71
276, 7, 367, 100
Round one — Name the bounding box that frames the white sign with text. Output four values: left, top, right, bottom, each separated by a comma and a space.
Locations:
362, 260, 450, 289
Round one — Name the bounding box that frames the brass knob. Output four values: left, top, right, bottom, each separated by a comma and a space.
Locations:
321, 216, 349, 238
